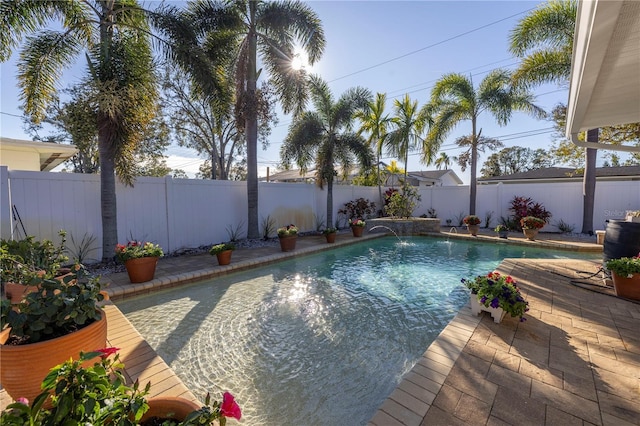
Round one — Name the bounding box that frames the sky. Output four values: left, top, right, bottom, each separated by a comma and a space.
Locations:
0, 0, 570, 184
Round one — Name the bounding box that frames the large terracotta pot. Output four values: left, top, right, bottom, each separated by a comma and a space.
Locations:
351, 226, 364, 237
125, 256, 159, 283
141, 397, 201, 423
611, 272, 640, 301
466, 224, 480, 236
216, 250, 233, 266
523, 229, 539, 241
0, 308, 108, 403
279, 235, 297, 252
325, 232, 337, 243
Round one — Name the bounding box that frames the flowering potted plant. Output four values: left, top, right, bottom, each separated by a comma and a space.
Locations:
277, 224, 298, 252
494, 224, 509, 239
115, 241, 164, 283
348, 219, 366, 237
520, 216, 545, 240
1, 348, 243, 425
463, 215, 481, 236
209, 243, 235, 266
322, 227, 338, 243
462, 271, 529, 323
605, 253, 640, 301
0, 265, 107, 404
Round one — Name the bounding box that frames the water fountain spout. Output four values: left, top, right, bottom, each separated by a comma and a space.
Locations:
449, 227, 458, 234
368, 225, 404, 243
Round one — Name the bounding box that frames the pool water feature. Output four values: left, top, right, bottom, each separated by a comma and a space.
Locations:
117, 237, 598, 425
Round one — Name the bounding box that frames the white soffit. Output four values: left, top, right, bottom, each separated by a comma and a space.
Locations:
566, 0, 640, 148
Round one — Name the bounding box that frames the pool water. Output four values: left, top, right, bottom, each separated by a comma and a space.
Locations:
117, 237, 597, 425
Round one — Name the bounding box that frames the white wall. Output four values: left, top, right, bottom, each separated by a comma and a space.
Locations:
1, 166, 638, 260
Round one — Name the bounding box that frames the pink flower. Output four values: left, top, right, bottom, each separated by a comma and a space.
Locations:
95, 347, 120, 359
220, 392, 242, 420
16, 397, 29, 406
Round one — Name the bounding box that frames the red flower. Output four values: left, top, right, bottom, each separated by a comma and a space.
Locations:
95, 347, 120, 359
220, 391, 242, 420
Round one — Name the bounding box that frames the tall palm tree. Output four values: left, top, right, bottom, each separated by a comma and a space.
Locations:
434, 152, 452, 170
182, 0, 326, 239
385, 160, 405, 189
385, 95, 433, 183
355, 92, 391, 209
280, 75, 373, 228
509, 0, 601, 234
428, 70, 545, 215
1, 0, 159, 261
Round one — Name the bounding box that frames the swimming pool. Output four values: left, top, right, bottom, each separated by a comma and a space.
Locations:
117, 237, 598, 425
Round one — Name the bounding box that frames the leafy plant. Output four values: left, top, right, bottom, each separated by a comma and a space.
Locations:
463, 215, 481, 225
383, 184, 421, 218
1, 231, 69, 283
1, 265, 104, 344
209, 243, 235, 255
445, 219, 452, 226
115, 241, 164, 263
555, 219, 575, 233
348, 219, 366, 227
225, 222, 245, 242
462, 271, 529, 321
606, 254, 640, 278
277, 224, 298, 237
338, 198, 376, 221
426, 208, 437, 218
322, 227, 337, 234
494, 224, 509, 232
67, 232, 98, 265
520, 216, 545, 230
508, 196, 551, 230
484, 211, 494, 228
455, 212, 465, 227
313, 213, 326, 232
261, 215, 277, 240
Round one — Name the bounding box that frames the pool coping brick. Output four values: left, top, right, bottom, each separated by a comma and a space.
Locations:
3, 229, 640, 426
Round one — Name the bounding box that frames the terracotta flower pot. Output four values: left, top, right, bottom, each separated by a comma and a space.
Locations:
611, 272, 640, 301
141, 397, 201, 424
466, 224, 480, 236
351, 226, 364, 237
216, 250, 233, 266
325, 232, 337, 243
0, 308, 108, 403
523, 229, 539, 241
125, 256, 159, 283
279, 235, 297, 252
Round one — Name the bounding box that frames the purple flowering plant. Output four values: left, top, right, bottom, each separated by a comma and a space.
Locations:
462, 272, 529, 321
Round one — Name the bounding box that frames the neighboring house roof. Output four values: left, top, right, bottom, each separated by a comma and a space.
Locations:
0, 137, 78, 171
478, 165, 640, 184
267, 167, 463, 186
266, 168, 315, 182
407, 170, 464, 185
566, 0, 640, 153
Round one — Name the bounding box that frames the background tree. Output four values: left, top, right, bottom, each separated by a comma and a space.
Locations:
178, 0, 325, 238
1, 0, 165, 261
385, 95, 432, 183
454, 134, 503, 176
355, 93, 390, 209
428, 70, 544, 214
434, 152, 453, 170
280, 75, 373, 228
480, 146, 554, 177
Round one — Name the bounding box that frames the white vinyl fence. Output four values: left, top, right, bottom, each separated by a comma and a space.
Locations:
1, 166, 638, 261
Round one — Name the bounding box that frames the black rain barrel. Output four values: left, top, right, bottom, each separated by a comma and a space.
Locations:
603, 220, 640, 265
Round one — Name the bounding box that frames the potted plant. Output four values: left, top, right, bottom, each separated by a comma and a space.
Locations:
348, 218, 366, 237
520, 216, 545, 240
1, 348, 243, 425
463, 215, 481, 236
494, 224, 509, 239
462, 271, 529, 323
323, 227, 338, 243
1, 231, 69, 304
626, 210, 640, 223
115, 241, 164, 283
0, 265, 107, 404
605, 253, 640, 301
277, 224, 298, 252
209, 243, 235, 266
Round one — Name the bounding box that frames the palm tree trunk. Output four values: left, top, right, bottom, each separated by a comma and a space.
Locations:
245, 2, 259, 239
98, 120, 118, 262
581, 129, 598, 234
327, 178, 334, 228
469, 119, 478, 215
377, 153, 382, 216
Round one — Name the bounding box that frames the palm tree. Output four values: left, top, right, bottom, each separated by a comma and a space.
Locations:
384, 160, 405, 189
280, 75, 373, 228
434, 152, 452, 170
509, 0, 601, 234
1, 0, 159, 261
428, 70, 545, 215
355, 92, 391, 209
182, 0, 326, 239
385, 95, 433, 183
